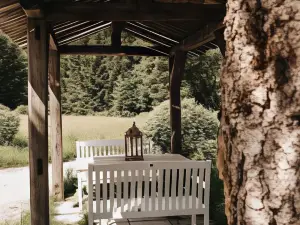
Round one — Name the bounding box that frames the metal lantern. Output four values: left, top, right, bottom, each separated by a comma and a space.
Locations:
125, 122, 144, 161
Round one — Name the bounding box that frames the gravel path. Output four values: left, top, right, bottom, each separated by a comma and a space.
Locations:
0, 161, 78, 222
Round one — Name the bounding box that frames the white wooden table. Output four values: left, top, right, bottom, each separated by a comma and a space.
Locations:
76, 154, 189, 172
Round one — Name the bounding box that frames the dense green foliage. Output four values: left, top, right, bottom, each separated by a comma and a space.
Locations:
60, 30, 222, 116
185, 49, 222, 110
0, 34, 27, 109
143, 99, 219, 157
15, 105, 28, 115
209, 166, 227, 225
0, 104, 20, 145
64, 168, 78, 198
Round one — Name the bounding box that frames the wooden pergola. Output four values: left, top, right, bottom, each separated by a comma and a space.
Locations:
0, 1, 226, 224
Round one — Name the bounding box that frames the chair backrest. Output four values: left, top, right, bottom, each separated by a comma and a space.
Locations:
88, 160, 211, 219
76, 139, 155, 160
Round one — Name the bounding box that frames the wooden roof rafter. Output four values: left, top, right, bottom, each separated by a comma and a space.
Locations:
58, 22, 111, 45
0, 0, 226, 55
56, 21, 106, 40
127, 22, 179, 44
170, 22, 224, 55
60, 26, 111, 46
55, 21, 91, 35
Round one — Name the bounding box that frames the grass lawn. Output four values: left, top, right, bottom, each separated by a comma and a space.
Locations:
0, 114, 149, 168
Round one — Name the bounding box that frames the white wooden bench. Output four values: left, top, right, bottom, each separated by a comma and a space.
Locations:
76, 139, 154, 160
76, 139, 155, 210
88, 160, 211, 225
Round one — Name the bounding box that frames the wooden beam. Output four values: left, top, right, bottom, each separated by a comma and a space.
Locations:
59, 45, 169, 56
49, 48, 63, 201
43, 2, 226, 21
49, 34, 58, 51
169, 50, 186, 154
111, 22, 126, 47
27, 18, 49, 225
214, 27, 226, 56
20, 0, 43, 17
170, 23, 223, 54
49, 27, 59, 51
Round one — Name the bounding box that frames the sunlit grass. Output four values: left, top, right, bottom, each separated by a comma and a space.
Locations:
0, 146, 28, 168
0, 198, 69, 225
0, 114, 149, 168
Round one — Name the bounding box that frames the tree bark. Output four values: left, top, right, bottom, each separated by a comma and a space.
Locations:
218, 0, 300, 224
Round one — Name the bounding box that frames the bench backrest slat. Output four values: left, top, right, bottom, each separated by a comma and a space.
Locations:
76, 139, 154, 159
89, 160, 211, 219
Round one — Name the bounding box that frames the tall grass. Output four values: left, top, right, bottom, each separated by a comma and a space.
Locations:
0, 198, 68, 225
0, 114, 149, 168
0, 146, 28, 168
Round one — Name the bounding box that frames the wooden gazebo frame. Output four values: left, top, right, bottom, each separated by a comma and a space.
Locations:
0, 1, 226, 224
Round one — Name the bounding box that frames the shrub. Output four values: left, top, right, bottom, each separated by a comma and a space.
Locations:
143, 99, 219, 158
64, 168, 78, 197
15, 105, 28, 115
0, 104, 20, 145
12, 134, 28, 148
192, 139, 217, 163
209, 165, 227, 225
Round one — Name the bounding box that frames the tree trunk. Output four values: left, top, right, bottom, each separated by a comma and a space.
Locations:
218, 0, 300, 224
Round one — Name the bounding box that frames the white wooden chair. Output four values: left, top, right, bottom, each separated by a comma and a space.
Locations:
75, 139, 155, 210
88, 160, 211, 225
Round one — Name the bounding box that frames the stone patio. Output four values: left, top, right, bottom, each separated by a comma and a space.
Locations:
54, 199, 208, 225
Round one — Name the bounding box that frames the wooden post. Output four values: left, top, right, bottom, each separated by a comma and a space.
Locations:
169, 51, 186, 154
28, 18, 50, 225
111, 22, 125, 47
214, 27, 226, 57
49, 47, 63, 201
169, 55, 174, 86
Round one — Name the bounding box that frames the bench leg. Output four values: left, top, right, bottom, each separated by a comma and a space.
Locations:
204, 210, 209, 225
191, 215, 196, 225
88, 214, 93, 225
78, 173, 83, 211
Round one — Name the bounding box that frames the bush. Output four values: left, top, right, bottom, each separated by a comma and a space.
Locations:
143, 98, 219, 158
0, 104, 20, 145
15, 105, 28, 115
192, 139, 217, 163
12, 133, 28, 148
209, 165, 227, 225
64, 168, 78, 197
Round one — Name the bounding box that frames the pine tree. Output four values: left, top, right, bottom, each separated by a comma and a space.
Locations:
0, 34, 27, 109
185, 49, 222, 110
61, 55, 95, 115
132, 56, 169, 107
